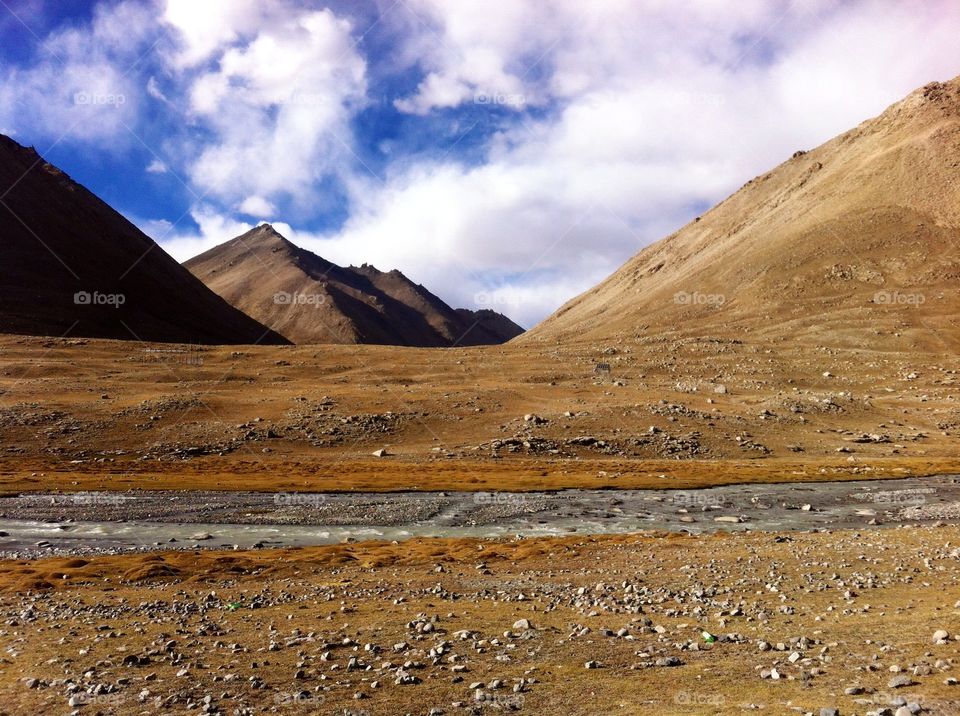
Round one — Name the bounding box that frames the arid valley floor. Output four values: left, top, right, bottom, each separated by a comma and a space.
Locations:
0, 335, 959, 715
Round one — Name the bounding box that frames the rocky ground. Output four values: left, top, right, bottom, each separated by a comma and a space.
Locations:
1, 527, 958, 715
1, 337, 958, 715
0, 335, 956, 475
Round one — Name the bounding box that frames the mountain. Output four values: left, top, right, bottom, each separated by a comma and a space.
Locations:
0, 134, 288, 345
183, 225, 524, 346
523, 78, 960, 351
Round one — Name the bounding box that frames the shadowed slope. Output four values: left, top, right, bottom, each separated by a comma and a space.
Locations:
0, 134, 287, 345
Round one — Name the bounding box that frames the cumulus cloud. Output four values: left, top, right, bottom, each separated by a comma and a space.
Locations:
146, 158, 168, 173
146, 76, 169, 103
238, 195, 276, 218
161, 0, 266, 69
164, 3, 367, 212
0, 0, 154, 144
392, 0, 553, 114
145, 206, 254, 261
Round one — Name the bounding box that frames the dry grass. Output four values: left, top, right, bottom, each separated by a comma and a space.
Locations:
1, 333, 957, 496
1, 528, 958, 715
3, 455, 960, 495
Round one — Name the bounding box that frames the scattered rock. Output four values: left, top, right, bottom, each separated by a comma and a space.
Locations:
888, 675, 915, 689
655, 656, 682, 667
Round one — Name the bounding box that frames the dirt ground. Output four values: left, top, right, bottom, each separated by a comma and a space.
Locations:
1, 527, 958, 715
1, 336, 958, 714
1, 334, 957, 494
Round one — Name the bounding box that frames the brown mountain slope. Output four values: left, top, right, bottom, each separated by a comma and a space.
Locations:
523, 78, 960, 352
0, 134, 287, 345
184, 225, 524, 346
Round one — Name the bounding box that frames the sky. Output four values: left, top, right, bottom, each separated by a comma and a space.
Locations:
1, 0, 958, 327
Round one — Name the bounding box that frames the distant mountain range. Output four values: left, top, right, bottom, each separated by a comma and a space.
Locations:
184, 224, 524, 346
0, 132, 521, 347
4, 75, 957, 352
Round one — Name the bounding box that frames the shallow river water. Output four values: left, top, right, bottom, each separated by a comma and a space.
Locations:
1, 475, 958, 557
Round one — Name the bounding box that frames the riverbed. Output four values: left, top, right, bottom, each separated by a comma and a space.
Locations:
1, 475, 957, 558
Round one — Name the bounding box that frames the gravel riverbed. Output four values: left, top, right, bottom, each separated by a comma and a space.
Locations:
1, 475, 958, 558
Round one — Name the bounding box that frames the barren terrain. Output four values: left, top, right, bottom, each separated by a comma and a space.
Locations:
1, 334, 957, 492
1, 333, 957, 715
1, 528, 958, 715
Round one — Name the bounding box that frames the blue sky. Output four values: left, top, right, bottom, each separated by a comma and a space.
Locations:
1, 0, 958, 326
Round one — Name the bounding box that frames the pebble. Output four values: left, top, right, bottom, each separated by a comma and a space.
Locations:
655, 656, 682, 667
887, 675, 914, 689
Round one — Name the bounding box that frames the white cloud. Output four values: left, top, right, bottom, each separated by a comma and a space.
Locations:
146, 76, 169, 103
135, 217, 174, 239
0, 0, 153, 144
164, 3, 367, 211
393, 0, 554, 115
146, 158, 168, 173
161, 0, 265, 69
238, 195, 275, 218
151, 206, 254, 261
